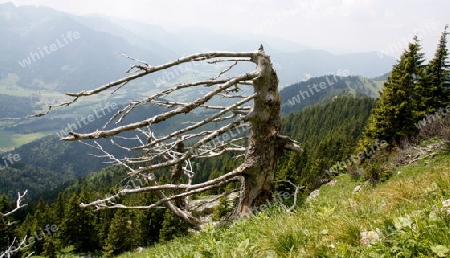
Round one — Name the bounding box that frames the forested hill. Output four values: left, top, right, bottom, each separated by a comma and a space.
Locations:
0, 94, 35, 118
187, 96, 376, 186
0, 90, 377, 202
0, 96, 377, 256
0, 102, 175, 199
277, 96, 376, 191
280, 75, 382, 114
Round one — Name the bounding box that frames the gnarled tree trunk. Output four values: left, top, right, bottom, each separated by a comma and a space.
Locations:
232, 51, 286, 217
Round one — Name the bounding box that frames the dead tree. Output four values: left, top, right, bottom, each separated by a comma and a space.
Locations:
41, 46, 302, 229
0, 191, 31, 258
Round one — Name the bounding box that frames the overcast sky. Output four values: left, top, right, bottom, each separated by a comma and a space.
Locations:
1, 0, 448, 58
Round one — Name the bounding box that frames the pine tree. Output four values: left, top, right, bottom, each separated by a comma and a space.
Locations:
426, 25, 450, 108
0, 194, 14, 253
59, 194, 98, 252
104, 209, 138, 256
212, 196, 233, 221
207, 169, 222, 195
43, 239, 57, 258
159, 210, 189, 242
276, 151, 308, 190
135, 193, 165, 246
95, 209, 116, 248
54, 192, 67, 223
361, 36, 427, 146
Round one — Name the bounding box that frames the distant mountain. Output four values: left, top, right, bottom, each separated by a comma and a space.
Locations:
0, 136, 104, 198
371, 71, 391, 81
0, 3, 166, 92
273, 50, 394, 87
109, 23, 395, 86
0, 2, 395, 94
0, 94, 35, 118
72, 15, 177, 61
280, 75, 382, 114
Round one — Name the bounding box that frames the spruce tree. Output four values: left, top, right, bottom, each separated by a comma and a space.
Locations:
43, 239, 57, 258
426, 25, 450, 108
361, 36, 427, 146
135, 193, 165, 246
95, 209, 116, 248
0, 194, 13, 253
159, 210, 189, 242
212, 196, 233, 221
104, 209, 138, 255
276, 151, 308, 189
59, 194, 98, 252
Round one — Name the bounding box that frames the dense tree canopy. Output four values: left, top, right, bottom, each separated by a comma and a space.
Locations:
361, 36, 430, 146
426, 25, 450, 109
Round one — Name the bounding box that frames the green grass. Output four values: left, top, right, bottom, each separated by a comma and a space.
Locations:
0, 72, 112, 111
0, 72, 123, 150
118, 150, 450, 257
0, 129, 53, 151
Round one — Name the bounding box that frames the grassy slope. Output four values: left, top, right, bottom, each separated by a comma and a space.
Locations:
119, 145, 450, 258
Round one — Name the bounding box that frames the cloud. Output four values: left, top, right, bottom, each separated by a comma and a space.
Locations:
1, 0, 449, 56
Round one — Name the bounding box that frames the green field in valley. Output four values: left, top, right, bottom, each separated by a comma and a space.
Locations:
0, 129, 53, 151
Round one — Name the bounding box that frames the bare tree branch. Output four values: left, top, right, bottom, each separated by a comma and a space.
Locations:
32, 51, 258, 118
277, 134, 303, 152
62, 73, 257, 141
211, 61, 238, 80
188, 189, 239, 212
274, 180, 304, 212
36, 46, 303, 228
0, 190, 28, 221
0, 191, 29, 258
0, 236, 32, 258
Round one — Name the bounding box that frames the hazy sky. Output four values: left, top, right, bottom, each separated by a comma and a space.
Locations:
1, 0, 449, 58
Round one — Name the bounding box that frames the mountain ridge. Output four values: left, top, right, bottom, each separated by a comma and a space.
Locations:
0, 2, 395, 94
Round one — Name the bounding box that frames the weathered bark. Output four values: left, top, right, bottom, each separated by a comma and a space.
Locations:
171, 135, 186, 208
231, 49, 285, 217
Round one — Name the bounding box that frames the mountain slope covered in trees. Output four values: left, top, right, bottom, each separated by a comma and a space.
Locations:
0, 95, 378, 257
280, 75, 382, 114
111, 29, 450, 256
0, 6, 448, 257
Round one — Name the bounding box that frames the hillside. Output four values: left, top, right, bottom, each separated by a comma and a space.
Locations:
0, 2, 394, 154
280, 75, 381, 115
0, 102, 183, 199
175, 96, 375, 190
0, 2, 448, 258
121, 141, 450, 257
277, 96, 376, 192
0, 96, 377, 257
